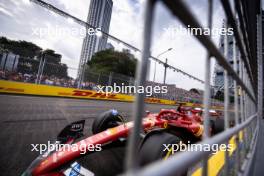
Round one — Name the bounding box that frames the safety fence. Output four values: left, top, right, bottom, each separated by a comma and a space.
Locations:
124, 0, 262, 176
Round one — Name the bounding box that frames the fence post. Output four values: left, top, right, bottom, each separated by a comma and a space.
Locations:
257, 8, 263, 120
36, 52, 44, 84
202, 0, 213, 175
38, 56, 46, 84
125, 0, 156, 172
223, 20, 230, 176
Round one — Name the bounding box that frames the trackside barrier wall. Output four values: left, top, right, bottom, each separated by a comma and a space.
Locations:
0, 80, 223, 109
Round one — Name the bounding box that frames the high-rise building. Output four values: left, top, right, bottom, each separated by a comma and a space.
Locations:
213, 23, 238, 94
77, 0, 113, 81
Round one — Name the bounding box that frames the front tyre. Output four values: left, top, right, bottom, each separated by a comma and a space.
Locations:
92, 109, 122, 134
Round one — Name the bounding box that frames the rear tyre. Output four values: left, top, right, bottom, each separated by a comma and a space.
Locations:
211, 118, 224, 134
92, 110, 122, 134
139, 132, 179, 165
138, 132, 187, 175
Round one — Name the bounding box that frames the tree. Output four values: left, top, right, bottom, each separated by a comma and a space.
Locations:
189, 88, 200, 94
0, 36, 68, 78
43, 49, 62, 64
86, 49, 137, 77
0, 36, 42, 57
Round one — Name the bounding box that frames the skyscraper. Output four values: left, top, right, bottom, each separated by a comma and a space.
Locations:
213, 23, 238, 94
77, 0, 113, 82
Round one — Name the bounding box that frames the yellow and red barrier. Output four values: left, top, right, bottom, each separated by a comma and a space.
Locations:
0, 80, 223, 109
0, 80, 177, 105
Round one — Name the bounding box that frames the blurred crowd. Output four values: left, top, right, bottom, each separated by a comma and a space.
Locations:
146, 81, 203, 102
0, 69, 36, 83
0, 69, 223, 106
147, 81, 223, 106
0, 69, 104, 91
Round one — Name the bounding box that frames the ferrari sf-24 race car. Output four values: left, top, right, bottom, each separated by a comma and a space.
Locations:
23, 107, 224, 176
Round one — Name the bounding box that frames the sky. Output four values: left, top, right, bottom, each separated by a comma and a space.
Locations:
0, 0, 228, 90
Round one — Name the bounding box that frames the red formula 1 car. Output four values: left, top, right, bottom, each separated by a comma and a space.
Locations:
23, 108, 224, 176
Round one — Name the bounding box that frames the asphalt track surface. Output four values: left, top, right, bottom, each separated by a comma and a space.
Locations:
0, 94, 178, 176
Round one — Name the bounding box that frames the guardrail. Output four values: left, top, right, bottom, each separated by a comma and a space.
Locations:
124, 0, 262, 176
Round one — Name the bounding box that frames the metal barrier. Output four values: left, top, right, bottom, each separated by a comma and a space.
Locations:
125, 0, 262, 175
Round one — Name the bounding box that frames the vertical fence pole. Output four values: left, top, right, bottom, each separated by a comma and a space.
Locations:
239, 56, 247, 164
232, 3, 240, 171
233, 32, 240, 175
38, 57, 46, 84
257, 9, 263, 122
163, 58, 168, 84
245, 73, 253, 151
223, 20, 230, 175
125, 0, 156, 172
36, 52, 44, 84
202, 0, 213, 175
243, 66, 250, 154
